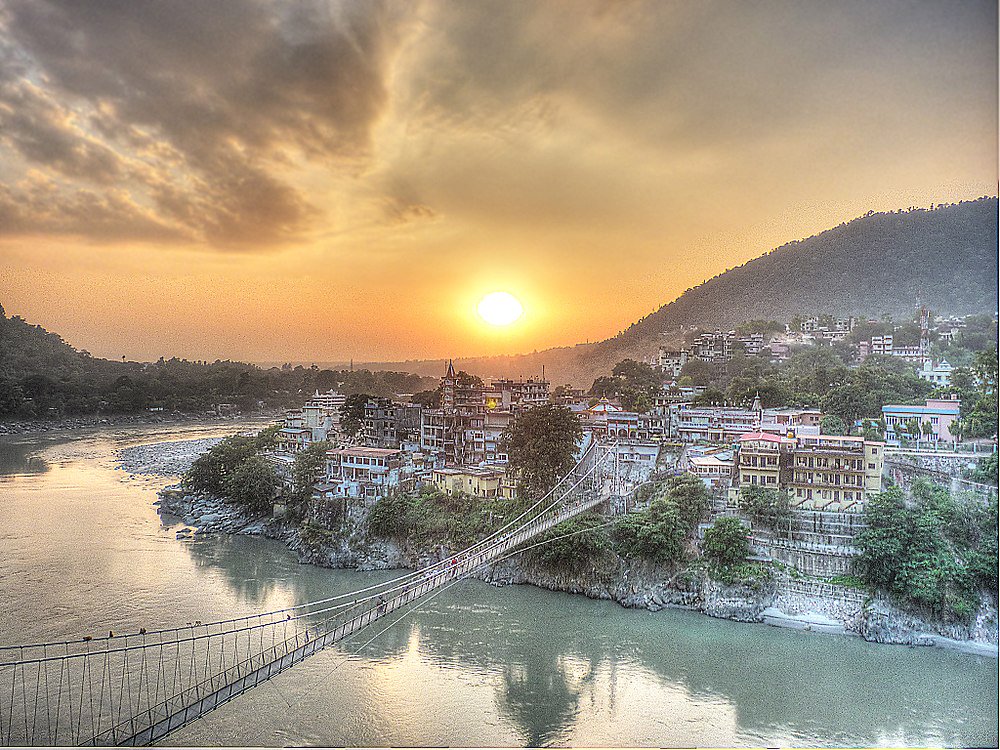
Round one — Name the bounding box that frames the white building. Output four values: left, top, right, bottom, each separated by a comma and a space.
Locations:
918, 359, 953, 387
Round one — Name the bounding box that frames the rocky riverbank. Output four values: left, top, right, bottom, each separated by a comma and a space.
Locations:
0, 410, 279, 438
130, 440, 998, 657
117, 437, 227, 478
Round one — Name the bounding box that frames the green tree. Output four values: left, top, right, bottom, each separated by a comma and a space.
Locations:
184, 435, 258, 496
254, 424, 282, 450
702, 517, 751, 568
340, 393, 369, 440
290, 440, 332, 505
501, 405, 583, 501
223, 454, 279, 516
529, 513, 613, 571
613, 496, 688, 564
663, 474, 712, 532
820, 414, 848, 436
737, 485, 792, 535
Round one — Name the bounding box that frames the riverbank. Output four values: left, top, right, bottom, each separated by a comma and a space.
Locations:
0, 410, 281, 438
120, 434, 998, 657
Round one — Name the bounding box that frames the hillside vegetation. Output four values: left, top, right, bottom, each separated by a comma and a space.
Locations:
0, 304, 435, 419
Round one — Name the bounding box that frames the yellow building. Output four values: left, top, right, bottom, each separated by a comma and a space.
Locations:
789, 435, 884, 512
430, 467, 508, 499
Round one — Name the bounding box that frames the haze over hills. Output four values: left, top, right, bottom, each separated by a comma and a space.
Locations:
346, 197, 998, 387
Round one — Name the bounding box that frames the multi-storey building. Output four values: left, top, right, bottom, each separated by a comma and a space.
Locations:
788, 435, 883, 512
685, 445, 736, 492
429, 466, 514, 499
917, 359, 954, 387
657, 348, 690, 378
277, 390, 346, 453
605, 410, 667, 441
730, 432, 883, 512
318, 446, 409, 501
733, 433, 795, 489
420, 361, 549, 466
672, 400, 822, 443
360, 399, 423, 450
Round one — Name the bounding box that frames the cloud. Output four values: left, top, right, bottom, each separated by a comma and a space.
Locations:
0, 0, 417, 247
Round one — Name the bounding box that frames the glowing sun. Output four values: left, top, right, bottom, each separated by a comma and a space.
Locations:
477, 291, 523, 326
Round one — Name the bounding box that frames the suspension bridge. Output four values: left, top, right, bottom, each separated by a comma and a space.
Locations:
0, 440, 628, 746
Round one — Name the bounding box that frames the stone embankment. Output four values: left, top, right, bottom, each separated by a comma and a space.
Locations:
128, 443, 998, 657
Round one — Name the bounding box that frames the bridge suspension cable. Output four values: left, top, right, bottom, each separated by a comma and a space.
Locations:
0, 439, 622, 746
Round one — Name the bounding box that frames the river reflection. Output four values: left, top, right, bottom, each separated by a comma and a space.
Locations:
1, 426, 997, 748
177, 539, 998, 747
0, 438, 50, 476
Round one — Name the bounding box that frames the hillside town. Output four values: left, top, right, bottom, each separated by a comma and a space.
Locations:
267, 307, 995, 517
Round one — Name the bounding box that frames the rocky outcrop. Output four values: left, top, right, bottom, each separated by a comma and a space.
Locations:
859, 599, 999, 649
154, 483, 998, 656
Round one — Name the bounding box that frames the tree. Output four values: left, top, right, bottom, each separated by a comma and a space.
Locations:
223, 454, 279, 516
702, 517, 750, 568
820, 414, 848, 436
530, 513, 613, 570
663, 474, 712, 532
855, 481, 997, 620
501, 405, 583, 501
613, 497, 688, 564
254, 424, 282, 450
290, 441, 332, 506
738, 485, 792, 535
184, 435, 258, 496
340, 393, 369, 439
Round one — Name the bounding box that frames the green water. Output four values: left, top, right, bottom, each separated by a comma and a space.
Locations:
0, 426, 996, 747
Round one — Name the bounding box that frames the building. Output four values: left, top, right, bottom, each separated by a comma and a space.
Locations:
685, 445, 735, 493
732, 432, 795, 489
882, 397, 961, 443
604, 410, 667, 441
277, 390, 346, 453
788, 435, 883, 512
730, 432, 883, 512
868, 331, 928, 365
918, 359, 953, 387
420, 361, 550, 466
429, 466, 512, 499
657, 348, 690, 378
319, 446, 408, 501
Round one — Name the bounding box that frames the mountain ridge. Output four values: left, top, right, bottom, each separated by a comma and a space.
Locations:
355, 197, 999, 385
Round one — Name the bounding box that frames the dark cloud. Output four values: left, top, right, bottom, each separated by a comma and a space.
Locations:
0, 0, 415, 246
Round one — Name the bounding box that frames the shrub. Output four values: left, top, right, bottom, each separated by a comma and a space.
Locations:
702, 517, 750, 569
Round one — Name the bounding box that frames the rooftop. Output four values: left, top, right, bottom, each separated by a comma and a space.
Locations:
327, 446, 402, 458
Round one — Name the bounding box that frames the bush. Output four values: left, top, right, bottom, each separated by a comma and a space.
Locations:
854, 480, 998, 621
612, 497, 688, 564
738, 485, 792, 536
702, 517, 751, 569
222, 454, 279, 515
528, 513, 613, 571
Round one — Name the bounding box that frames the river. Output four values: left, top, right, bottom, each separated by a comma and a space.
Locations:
0, 424, 996, 747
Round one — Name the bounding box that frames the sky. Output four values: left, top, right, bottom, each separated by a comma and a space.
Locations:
0, 0, 996, 364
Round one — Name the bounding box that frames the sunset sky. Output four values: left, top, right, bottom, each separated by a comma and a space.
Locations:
0, 0, 996, 364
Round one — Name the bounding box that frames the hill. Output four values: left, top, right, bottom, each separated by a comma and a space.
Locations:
361, 197, 999, 386
0, 304, 436, 419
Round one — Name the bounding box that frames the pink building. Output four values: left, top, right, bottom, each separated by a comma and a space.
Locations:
882, 397, 961, 443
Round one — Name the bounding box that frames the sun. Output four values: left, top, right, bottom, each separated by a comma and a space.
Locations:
477, 291, 523, 326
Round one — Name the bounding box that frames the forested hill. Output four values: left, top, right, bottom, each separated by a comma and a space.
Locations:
620, 197, 998, 342
0, 304, 436, 419
361, 197, 998, 386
